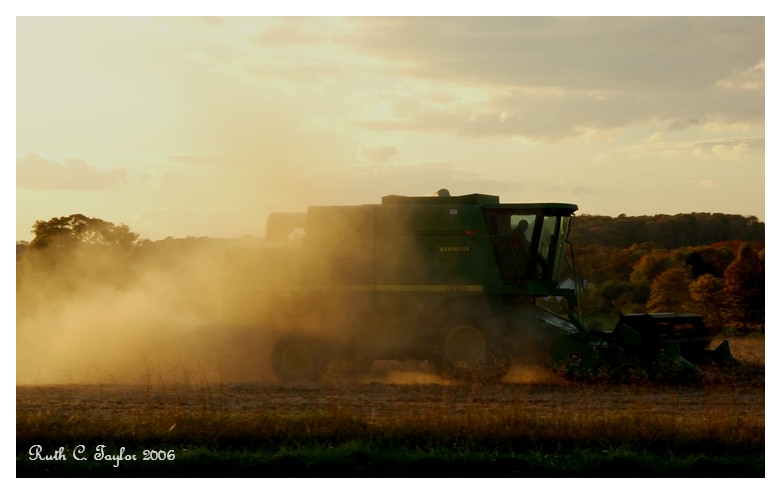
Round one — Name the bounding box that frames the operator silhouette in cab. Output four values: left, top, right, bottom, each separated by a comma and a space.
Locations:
511, 219, 529, 269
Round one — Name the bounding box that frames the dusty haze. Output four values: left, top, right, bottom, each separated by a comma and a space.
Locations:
16, 236, 304, 385
14, 228, 458, 386
16, 207, 566, 386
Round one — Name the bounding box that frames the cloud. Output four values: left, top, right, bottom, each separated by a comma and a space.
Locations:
335, 17, 764, 141
349, 17, 764, 92
570, 186, 599, 197
638, 137, 763, 160
359, 144, 400, 163
279, 159, 518, 207
687, 179, 717, 190
345, 86, 643, 142
666, 119, 702, 132
16, 153, 126, 190
251, 17, 351, 47
165, 154, 232, 167
716, 62, 765, 92
342, 68, 763, 143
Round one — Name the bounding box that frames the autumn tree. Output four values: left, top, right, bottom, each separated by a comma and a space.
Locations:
575, 244, 637, 284
692, 244, 737, 278
646, 267, 692, 313
583, 280, 647, 315
687, 273, 727, 331
724, 243, 765, 331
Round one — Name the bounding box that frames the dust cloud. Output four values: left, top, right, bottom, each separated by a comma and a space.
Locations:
16, 236, 306, 385
16, 201, 562, 387
15, 208, 437, 386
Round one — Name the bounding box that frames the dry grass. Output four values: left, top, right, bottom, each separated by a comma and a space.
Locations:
16, 335, 765, 477
698, 334, 765, 388
722, 334, 765, 365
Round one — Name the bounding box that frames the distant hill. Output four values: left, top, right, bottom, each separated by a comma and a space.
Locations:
569, 213, 764, 249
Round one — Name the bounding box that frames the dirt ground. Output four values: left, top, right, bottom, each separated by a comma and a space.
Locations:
15, 359, 765, 423
16, 335, 765, 423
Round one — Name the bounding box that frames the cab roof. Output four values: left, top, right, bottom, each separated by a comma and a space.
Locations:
381, 193, 577, 213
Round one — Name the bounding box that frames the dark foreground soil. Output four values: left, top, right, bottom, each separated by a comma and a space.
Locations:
16, 358, 765, 478
15, 362, 765, 418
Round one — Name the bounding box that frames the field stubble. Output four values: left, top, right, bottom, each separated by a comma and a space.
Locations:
16, 336, 765, 477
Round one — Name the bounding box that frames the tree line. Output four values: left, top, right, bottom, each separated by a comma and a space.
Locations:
567, 213, 764, 333
568, 212, 764, 249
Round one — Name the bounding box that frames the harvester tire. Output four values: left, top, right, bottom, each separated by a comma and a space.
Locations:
271, 334, 327, 383
434, 319, 510, 383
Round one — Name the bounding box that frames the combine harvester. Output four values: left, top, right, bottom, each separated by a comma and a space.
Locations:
241, 190, 732, 383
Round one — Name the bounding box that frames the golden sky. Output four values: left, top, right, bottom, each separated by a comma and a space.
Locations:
15, 16, 765, 241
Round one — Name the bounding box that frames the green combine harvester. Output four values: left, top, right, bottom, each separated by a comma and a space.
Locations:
256, 190, 731, 383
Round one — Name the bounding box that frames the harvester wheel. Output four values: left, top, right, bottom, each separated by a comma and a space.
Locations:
445, 324, 487, 368
434, 320, 510, 383
271, 334, 327, 383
